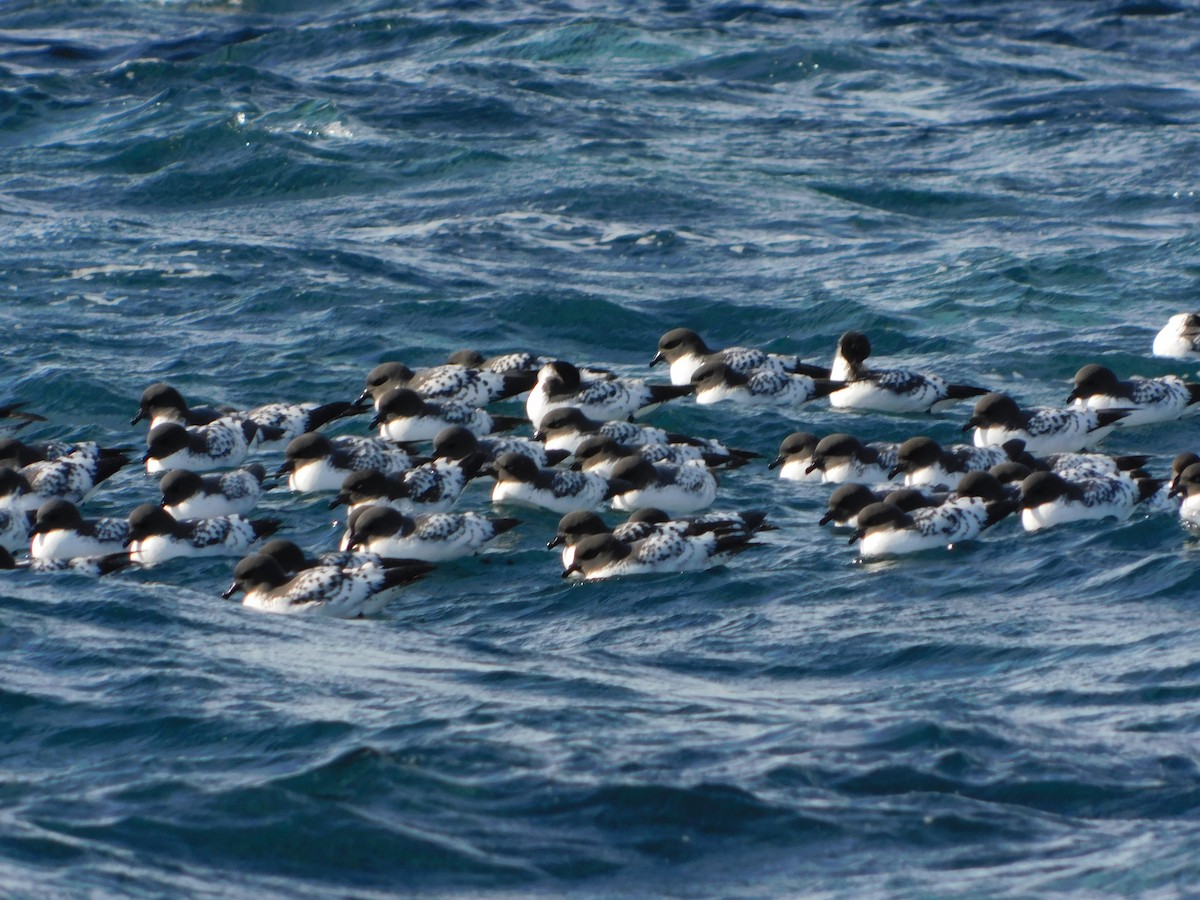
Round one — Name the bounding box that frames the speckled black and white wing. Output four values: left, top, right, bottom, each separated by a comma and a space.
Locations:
611, 520, 663, 543
197, 418, 253, 465
26, 555, 128, 576
721, 347, 777, 375
910, 500, 989, 542
186, 516, 260, 551
583, 530, 730, 577
859, 499, 989, 556
476, 435, 556, 466
946, 444, 1008, 472
1105, 377, 1193, 425
869, 442, 901, 474
21, 458, 98, 505
408, 513, 504, 558
550, 469, 603, 503
93, 517, 132, 546
412, 513, 468, 541
533, 378, 669, 424
430, 400, 493, 433
245, 402, 313, 435
481, 352, 546, 374
410, 366, 506, 406
878, 371, 944, 406
1023, 408, 1104, 451
708, 368, 826, 406
637, 443, 708, 467
677, 511, 769, 536
244, 566, 395, 617
244, 401, 357, 446
219, 468, 264, 502
41, 440, 96, 462
1077, 476, 1140, 510
0, 507, 31, 551
599, 421, 673, 447
398, 460, 469, 511
632, 529, 718, 570
316, 550, 388, 569
339, 437, 415, 477
574, 379, 647, 419
1045, 453, 1126, 480
243, 403, 327, 446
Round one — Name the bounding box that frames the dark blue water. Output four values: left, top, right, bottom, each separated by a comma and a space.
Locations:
3, 0, 1200, 894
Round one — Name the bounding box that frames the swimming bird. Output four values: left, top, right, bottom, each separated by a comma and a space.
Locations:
1136, 452, 1198, 515
804, 433, 900, 485
255, 538, 406, 575
769, 432, 825, 482
132, 382, 356, 446
431, 425, 570, 470
0, 546, 131, 576
964, 393, 1130, 453
125, 504, 281, 566
849, 473, 1016, 557
651, 327, 830, 386
2, 446, 131, 508
572, 435, 731, 479
223, 553, 433, 618
0, 438, 130, 468
888, 436, 1021, 489
329, 457, 483, 516
1169, 462, 1200, 525
606, 456, 718, 514
526, 361, 693, 427
144, 418, 259, 473
276, 433, 418, 493
29, 500, 130, 561
690, 361, 840, 407
819, 484, 885, 528
1067, 364, 1200, 427
1018, 470, 1160, 532
370, 388, 524, 443
392, 456, 485, 514
446, 350, 617, 383
342, 505, 520, 562
491, 452, 623, 513
549, 507, 769, 569
533, 407, 756, 464
329, 468, 411, 514
445, 349, 548, 374
562, 530, 754, 580
1008, 448, 1151, 482
357, 361, 533, 409
1152, 313, 1200, 359
159, 465, 267, 518
1170, 452, 1200, 493
828, 331, 990, 413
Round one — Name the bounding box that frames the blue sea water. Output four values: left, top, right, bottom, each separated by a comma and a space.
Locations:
2, 0, 1200, 895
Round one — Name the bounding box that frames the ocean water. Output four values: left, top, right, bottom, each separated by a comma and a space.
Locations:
2, 0, 1200, 895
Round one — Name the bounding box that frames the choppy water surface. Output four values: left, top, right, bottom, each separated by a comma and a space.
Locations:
2, 1, 1200, 895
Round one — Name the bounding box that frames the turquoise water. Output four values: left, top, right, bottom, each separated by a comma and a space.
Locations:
3, 1, 1200, 895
